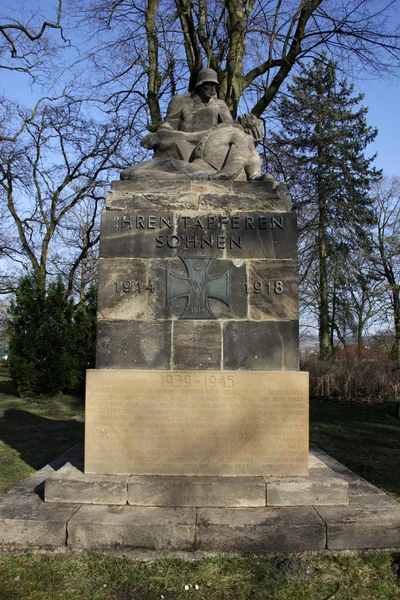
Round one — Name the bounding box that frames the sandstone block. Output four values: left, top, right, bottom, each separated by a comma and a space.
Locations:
0, 488, 76, 548
315, 495, 400, 550
196, 507, 326, 553
172, 321, 222, 369
45, 463, 128, 505
96, 321, 171, 369
223, 321, 299, 371
67, 505, 196, 551
128, 476, 266, 507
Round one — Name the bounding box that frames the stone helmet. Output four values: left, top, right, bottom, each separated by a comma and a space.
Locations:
194, 68, 219, 89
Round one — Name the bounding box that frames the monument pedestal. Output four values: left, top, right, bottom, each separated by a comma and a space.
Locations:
86, 179, 308, 477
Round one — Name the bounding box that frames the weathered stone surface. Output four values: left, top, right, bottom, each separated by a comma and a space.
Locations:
226, 212, 297, 259
196, 507, 326, 553
233, 180, 289, 198
199, 193, 292, 212
223, 321, 299, 371
128, 476, 266, 507
96, 321, 171, 369
107, 180, 199, 211
99, 211, 175, 258
310, 447, 387, 497
108, 180, 291, 212
111, 179, 288, 197
266, 472, 348, 506
307, 452, 327, 469
97, 258, 150, 321
248, 260, 298, 321
67, 505, 196, 551
85, 370, 309, 476
0, 486, 78, 548
45, 463, 128, 505
172, 321, 222, 369
315, 495, 400, 550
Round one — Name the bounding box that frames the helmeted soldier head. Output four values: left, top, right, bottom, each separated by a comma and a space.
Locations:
193, 69, 219, 103
194, 68, 219, 89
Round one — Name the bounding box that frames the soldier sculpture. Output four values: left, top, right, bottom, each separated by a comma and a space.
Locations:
121, 69, 265, 181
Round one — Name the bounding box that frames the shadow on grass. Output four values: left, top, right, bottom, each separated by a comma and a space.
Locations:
0, 408, 84, 471
310, 402, 400, 499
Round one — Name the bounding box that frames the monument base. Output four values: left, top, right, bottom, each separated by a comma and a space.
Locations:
1, 444, 400, 554
84, 369, 309, 477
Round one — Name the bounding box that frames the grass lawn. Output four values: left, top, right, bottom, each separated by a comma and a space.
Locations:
1, 552, 399, 600
0, 368, 399, 599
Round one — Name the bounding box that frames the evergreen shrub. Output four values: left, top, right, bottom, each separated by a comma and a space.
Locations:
8, 273, 96, 397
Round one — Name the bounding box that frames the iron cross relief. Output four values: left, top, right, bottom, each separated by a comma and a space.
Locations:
166, 257, 230, 319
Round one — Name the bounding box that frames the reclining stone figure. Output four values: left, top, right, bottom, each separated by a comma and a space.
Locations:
120, 68, 264, 181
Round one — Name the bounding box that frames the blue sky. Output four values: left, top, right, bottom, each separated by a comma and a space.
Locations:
358, 78, 400, 176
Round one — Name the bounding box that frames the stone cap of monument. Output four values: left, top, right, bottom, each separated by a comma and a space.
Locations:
106, 179, 292, 212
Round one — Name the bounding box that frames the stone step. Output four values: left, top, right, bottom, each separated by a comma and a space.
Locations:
44, 450, 349, 508
1, 456, 400, 554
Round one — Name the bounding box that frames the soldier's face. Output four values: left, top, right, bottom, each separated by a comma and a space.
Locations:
197, 83, 217, 102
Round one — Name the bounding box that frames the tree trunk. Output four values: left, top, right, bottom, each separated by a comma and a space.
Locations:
393, 285, 400, 361
145, 0, 162, 131
317, 140, 331, 360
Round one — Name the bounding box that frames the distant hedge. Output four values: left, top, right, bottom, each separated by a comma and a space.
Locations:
8, 273, 96, 397
302, 356, 400, 403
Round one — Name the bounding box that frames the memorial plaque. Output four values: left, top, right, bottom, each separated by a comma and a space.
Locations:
85, 369, 309, 477
88, 181, 307, 484
99, 211, 297, 260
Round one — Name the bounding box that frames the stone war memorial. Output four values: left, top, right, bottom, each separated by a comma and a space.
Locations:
86, 67, 308, 478
1, 69, 399, 555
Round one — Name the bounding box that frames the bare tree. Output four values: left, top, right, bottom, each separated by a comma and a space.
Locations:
53, 196, 103, 299
0, 97, 128, 293
0, 1, 70, 143
371, 176, 400, 360
1, 0, 64, 71
72, 0, 400, 127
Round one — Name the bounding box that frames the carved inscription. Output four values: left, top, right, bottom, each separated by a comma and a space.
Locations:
85, 370, 309, 476
114, 279, 155, 293
113, 215, 173, 229
113, 214, 284, 231
105, 212, 290, 255
155, 234, 242, 250
244, 280, 284, 294
162, 373, 234, 389
154, 214, 283, 250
